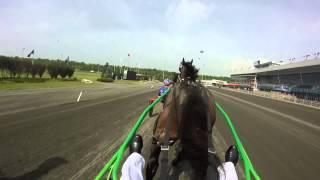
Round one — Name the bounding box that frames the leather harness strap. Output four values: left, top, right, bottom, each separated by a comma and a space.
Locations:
159, 86, 177, 180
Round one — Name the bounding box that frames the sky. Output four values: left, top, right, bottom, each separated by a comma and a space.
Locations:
0, 0, 319, 76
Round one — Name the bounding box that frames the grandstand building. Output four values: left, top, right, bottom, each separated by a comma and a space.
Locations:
230, 58, 320, 99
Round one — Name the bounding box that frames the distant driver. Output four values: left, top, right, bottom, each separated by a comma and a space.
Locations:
158, 79, 172, 107
158, 79, 171, 96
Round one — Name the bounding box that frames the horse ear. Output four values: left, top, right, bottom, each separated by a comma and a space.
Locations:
191, 59, 193, 64
182, 58, 185, 64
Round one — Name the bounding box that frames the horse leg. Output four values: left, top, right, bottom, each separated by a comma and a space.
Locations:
146, 143, 161, 180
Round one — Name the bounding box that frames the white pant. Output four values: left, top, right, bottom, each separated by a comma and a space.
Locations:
121, 152, 145, 180
121, 153, 238, 180
217, 162, 239, 180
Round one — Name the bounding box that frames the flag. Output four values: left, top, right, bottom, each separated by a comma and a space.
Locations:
65, 56, 70, 63
27, 49, 35, 57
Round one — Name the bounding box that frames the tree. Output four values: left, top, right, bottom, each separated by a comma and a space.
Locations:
58, 65, 68, 78
23, 60, 32, 78
101, 62, 112, 78
38, 64, 46, 78
66, 66, 75, 78
0, 56, 10, 78
48, 62, 60, 79
7, 59, 18, 78
31, 63, 46, 78
31, 64, 38, 78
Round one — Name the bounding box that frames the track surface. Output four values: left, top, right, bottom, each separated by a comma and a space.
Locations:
0, 84, 159, 180
0, 84, 319, 180
211, 87, 320, 180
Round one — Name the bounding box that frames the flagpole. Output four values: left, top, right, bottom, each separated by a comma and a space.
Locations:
119, 58, 122, 79
127, 53, 130, 71
27, 49, 35, 65
200, 50, 204, 80
21, 48, 25, 57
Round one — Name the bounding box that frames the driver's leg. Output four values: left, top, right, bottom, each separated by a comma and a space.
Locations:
121, 134, 145, 180
218, 145, 239, 180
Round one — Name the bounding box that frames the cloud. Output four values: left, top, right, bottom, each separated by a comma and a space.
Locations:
1, 0, 319, 76
165, 0, 215, 30
228, 59, 254, 74
70, 0, 136, 31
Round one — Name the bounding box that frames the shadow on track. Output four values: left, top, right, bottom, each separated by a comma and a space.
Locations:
0, 157, 68, 180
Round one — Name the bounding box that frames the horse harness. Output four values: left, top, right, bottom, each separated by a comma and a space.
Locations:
159, 85, 177, 180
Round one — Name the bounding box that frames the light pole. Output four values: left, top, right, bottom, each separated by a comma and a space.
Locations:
202, 63, 205, 80
119, 58, 123, 79
200, 50, 204, 80
162, 59, 166, 80
21, 48, 25, 57
127, 53, 132, 71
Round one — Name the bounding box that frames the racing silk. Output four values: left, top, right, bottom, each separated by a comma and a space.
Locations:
158, 86, 169, 96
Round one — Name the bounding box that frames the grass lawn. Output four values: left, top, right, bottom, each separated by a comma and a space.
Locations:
74, 71, 101, 81
113, 80, 145, 85
33, 70, 101, 81
0, 71, 149, 90
0, 79, 96, 90
0, 70, 101, 90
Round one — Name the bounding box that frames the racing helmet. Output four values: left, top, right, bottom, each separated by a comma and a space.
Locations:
129, 134, 143, 154
163, 79, 171, 86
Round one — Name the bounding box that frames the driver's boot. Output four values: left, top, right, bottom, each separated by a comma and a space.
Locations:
225, 145, 239, 165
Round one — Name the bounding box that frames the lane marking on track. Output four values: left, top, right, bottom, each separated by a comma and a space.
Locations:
212, 90, 320, 131
77, 91, 83, 102
0, 88, 155, 116
0, 89, 156, 129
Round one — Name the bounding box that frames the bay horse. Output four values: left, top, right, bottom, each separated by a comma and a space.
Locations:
146, 59, 221, 180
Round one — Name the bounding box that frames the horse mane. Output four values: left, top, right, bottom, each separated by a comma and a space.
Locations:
176, 83, 210, 152
172, 82, 222, 178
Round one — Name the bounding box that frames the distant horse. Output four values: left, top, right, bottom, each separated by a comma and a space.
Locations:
146, 59, 221, 180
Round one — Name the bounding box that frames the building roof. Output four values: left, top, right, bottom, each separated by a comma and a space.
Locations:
231, 58, 320, 76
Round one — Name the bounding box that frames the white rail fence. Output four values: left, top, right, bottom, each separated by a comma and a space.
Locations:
221, 87, 320, 109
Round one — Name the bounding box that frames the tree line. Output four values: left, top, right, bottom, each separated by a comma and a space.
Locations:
0, 56, 74, 79
58, 57, 230, 81
0, 55, 230, 81
98, 62, 229, 81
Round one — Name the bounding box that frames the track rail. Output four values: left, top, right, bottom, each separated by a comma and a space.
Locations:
95, 89, 260, 180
